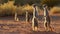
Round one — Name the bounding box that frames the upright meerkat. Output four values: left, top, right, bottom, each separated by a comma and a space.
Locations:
32, 4, 38, 31
43, 4, 52, 31
14, 12, 19, 21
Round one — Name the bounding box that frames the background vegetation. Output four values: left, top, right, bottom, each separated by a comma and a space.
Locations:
0, 0, 60, 16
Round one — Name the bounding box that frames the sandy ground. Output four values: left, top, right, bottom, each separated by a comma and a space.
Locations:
0, 16, 60, 34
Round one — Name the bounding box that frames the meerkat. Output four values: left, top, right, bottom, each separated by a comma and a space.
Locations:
43, 4, 53, 31
14, 12, 19, 22
32, 4, 39, 31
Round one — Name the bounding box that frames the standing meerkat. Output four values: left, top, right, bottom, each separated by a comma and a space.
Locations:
32, 4, 38, 31
43, 4, 52, 31
14, 12, 19, 22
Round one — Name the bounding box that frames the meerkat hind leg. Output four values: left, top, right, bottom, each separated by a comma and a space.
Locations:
35, 26, 38, 31
44, 22, 50, 31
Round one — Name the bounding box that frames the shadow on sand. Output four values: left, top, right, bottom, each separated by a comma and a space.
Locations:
32, 31, 60, 34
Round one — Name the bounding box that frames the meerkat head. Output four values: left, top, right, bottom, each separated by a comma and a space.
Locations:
32, 4, 37, 8
43, 4, 48, 9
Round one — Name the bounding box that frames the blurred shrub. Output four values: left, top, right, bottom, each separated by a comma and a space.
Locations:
41, 0, 60, 7
0, 1, 33, 16
0, 1, 16, 16
14, 0, 41, 6
50, 7, 60, 14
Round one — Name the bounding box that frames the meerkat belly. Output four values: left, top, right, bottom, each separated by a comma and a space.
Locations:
32, 18, 38, 27
44, 16, 50, 27
34, 18, 38, 27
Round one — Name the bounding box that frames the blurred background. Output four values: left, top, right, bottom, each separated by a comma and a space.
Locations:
0, 0, 60, 34
0, 0, 60, 16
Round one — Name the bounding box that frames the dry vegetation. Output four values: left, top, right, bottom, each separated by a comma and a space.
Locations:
0, 1, 60, 16
0, 0, 60, 34
0, 1, 33, 16
50, 6, 60, 14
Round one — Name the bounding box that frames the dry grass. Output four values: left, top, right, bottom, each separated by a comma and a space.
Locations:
50, 6, 60, 14
0, 1, 60, 16
0, 1, 33, 16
